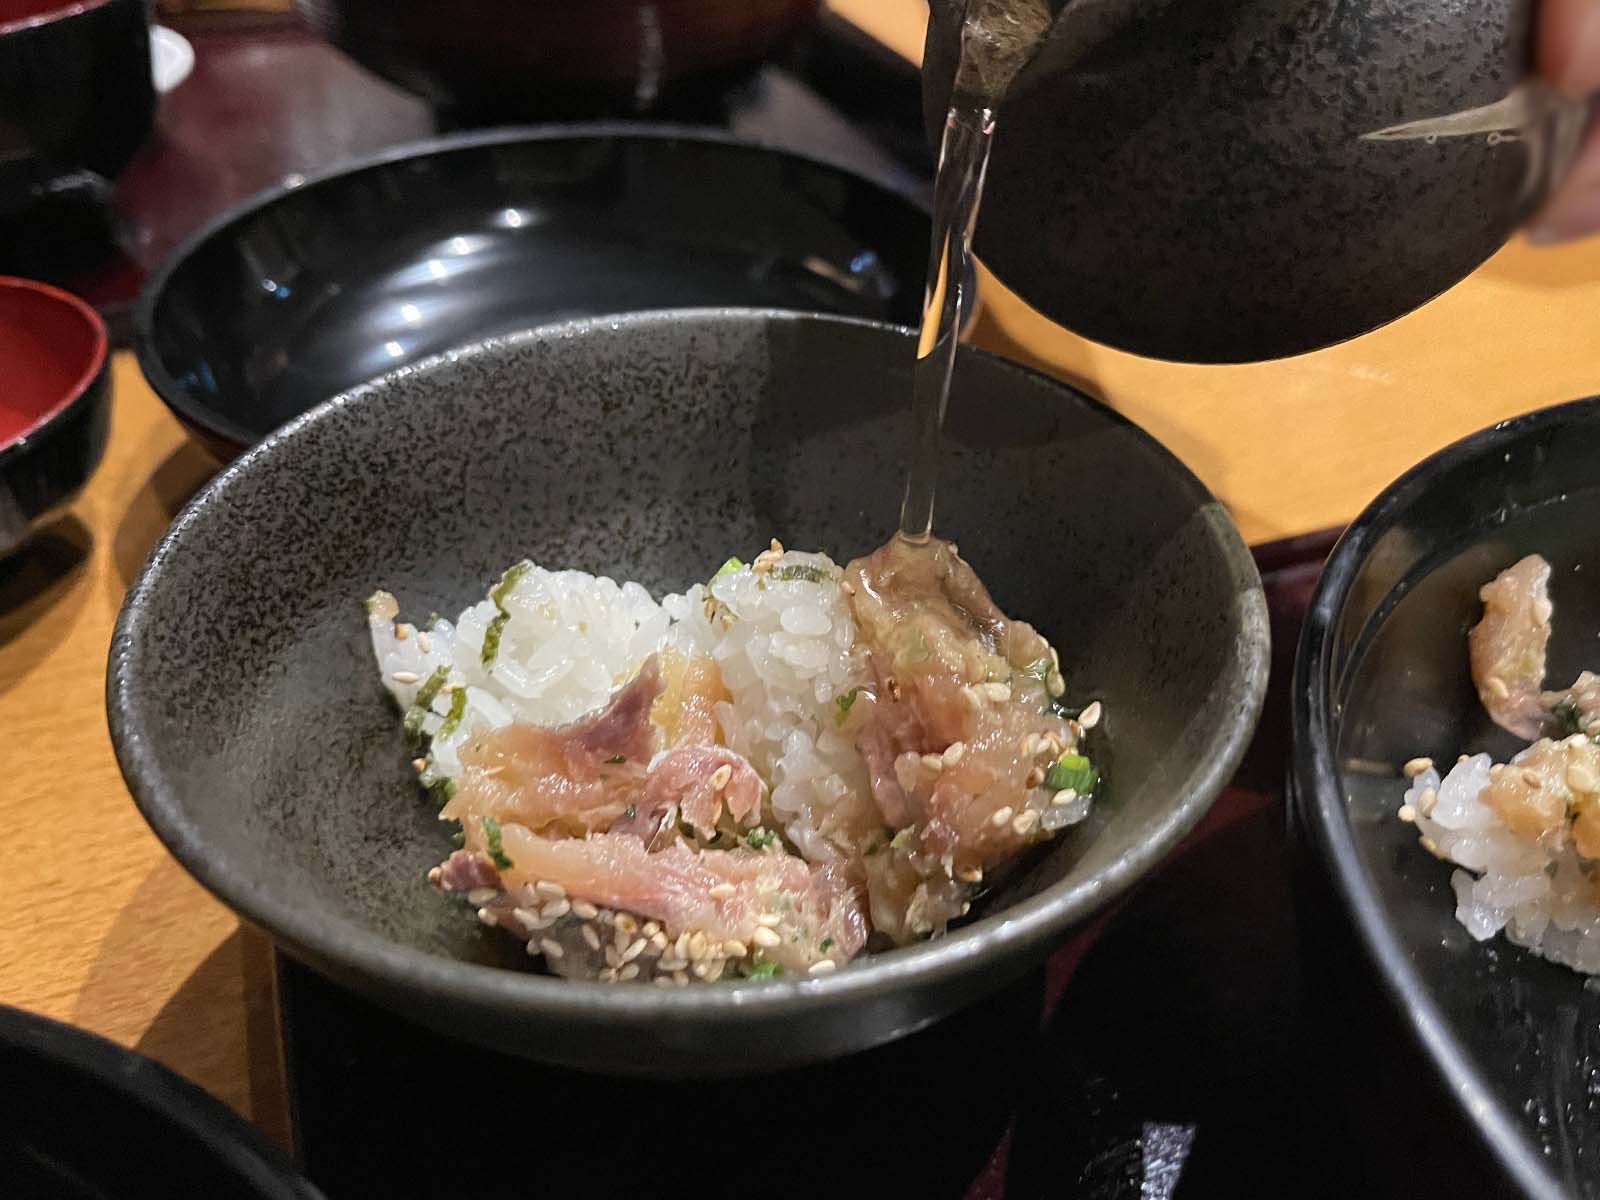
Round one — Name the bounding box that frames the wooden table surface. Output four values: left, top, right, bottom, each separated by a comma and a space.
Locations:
4, 0, 1600, 1151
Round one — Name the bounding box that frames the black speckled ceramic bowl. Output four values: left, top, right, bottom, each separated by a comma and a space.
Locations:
109, 310, 1269, 1076
923, 0, 1584, 363
1293, 398, 1600, 1200
0, 1005, 322, 1198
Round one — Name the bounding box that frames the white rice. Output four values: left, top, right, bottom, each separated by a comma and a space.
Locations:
367, 549, 873, 853
1409, 754, 1600, 973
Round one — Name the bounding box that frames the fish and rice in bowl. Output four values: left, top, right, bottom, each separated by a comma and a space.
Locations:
109, 310, 1268, 1074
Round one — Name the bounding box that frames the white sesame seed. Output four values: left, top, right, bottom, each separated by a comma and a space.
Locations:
411, 757, 427, 772
983, 682, 1012, 702
1025, 767, 1045, 789
1019, 734, 1036, 756
649, 931, 668, 951
581, 925, 601, 951
709, 764, 733, 791
757, 912, 782, 927
692, 962, 712, 979
991, 806, 1015, 828
466, 887, 497, 906
1012, 810, 1040, 835
542, 898, 571, 920
1419, 835, 1443, 858
654, 976, 676, 988
539, 937, 564, 960
921, 753, 945, 773
426, 867, 442, 886
599, 967, 618, 983
535, 880, 567, 900
703, 959, 726, 982
1051, 788, 1078, 806
674, 931, 691, 959
416, 632, 431, 653
391, 670, 419, 684
963, 685, 985, 709
1396, 804, 1417, 823
572, 900, 599, 920
709, 883, 736, 900
723, 939, 748, 958
1402, 757, 1434, 779
943, 741, 966, 766
960, 901, 972, 916
604, 944, 622, 968
688, 931, 710, 960
615, 913, 638, 935
1567, 733, 1590, 748
1458, 754, 1469, 764
613, 926, 631, 953
1079, 701, 1103, 730
621, 937, 647, 963
809, 960, 837, 975
753, 926, 782, 948
957, 865, 983, 883
510, 907, 540, 934
1486, 676, 1510, 700
673, 971, 689, 987
618, 963, 640, 981
657, 956, 688, 972
477, 907, 497, 926
1569, 763, 1598, 793
394, 625, 409, 641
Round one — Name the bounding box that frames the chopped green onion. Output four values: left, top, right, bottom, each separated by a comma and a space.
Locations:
624, 803, 638, 819
414, 666, 449, 710
423, 611, 440, 630
746, 827, 777, 850
490, 560, 533, 609
889, 826, 916, 851
482, 816, 513, 870
402, 705, 429, 748
450, 830, 465, 849
819, 937, 834, 952
771, 564, 829, 583
1552, 700, 1583, 736
480, 611, 510, 665
834, 687, 861, 725
1045, 753, 1098, 795
606, 755, 627, 764
711, 557, 744, 582
437, 686, 468, 739
746, 959, 781, 980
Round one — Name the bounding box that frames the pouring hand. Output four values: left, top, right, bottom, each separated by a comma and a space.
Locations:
1528, 0, 1600, 242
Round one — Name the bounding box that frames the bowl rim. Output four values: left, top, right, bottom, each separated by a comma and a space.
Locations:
110, 307, 1270, 1036
132, 120, 935, 453
1291, 394, 1600, 1200
0, 0, 118, 37
0, 1003, 322, 1198
0, 274, 108, 463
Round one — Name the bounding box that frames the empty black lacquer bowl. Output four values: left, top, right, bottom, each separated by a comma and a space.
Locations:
110, 310, 1269, 1076
135, 126, 942, 457
1294, 397, 1600, 1200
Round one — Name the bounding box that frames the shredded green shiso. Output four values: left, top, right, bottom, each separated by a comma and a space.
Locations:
1045, 753, 1098, 796
834, 687, 861, 725
481, 611, 510, 665
771, 564, 829, 583
482, 816, 513, 869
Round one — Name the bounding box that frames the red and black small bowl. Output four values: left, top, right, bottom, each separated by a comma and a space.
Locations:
0, 276, 111, 554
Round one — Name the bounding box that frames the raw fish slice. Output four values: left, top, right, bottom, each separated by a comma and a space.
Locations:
637, 744, 764, 838
1470, 555, 1557, 739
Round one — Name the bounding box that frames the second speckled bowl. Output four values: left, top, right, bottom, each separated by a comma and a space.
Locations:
108, 310, 1269, 1076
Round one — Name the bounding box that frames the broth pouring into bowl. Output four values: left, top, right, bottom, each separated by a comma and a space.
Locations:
363, 2, 1082, 984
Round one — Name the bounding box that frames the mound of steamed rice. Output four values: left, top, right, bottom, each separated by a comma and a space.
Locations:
368, 550, 878, 865
1405, 755, 1600, 973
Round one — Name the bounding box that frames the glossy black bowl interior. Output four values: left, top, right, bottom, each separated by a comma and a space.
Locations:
111, 310, 1269, 1077
0, 275, 110, 555
1294, 398, 1600, 1200
136, 125, 940, 454
0, 1005, 321, 1199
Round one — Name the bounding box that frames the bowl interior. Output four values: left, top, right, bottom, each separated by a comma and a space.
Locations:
0, 276, 105, 448
1301, 399, 1600, 1200
112, 311, 1266, 1069
138, 130, 934, 450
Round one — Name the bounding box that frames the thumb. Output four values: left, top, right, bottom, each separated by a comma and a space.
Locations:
1541, 0, 1600, 96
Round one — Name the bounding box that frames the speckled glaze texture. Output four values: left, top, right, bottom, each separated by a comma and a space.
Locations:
925, 0, 1548, 362
1293, 397, 1600, 1200
136, 126, 939, 455
109, 311, 1269, 1076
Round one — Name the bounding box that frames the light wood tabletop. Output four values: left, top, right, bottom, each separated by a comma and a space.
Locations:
4, 0, 1599, 1151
